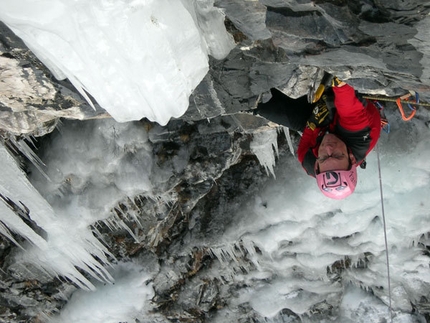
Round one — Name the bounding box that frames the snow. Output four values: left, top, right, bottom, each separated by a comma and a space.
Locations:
0, 0, 234, 125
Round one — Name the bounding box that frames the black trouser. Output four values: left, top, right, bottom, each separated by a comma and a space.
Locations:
254, 88, 314, 132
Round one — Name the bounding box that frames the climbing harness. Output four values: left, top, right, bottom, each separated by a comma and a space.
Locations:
376, 143, 394, 322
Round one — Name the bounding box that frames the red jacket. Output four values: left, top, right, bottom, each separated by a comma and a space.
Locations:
297, 84, 381, 177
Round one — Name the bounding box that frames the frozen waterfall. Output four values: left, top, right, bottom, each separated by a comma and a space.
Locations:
1, 1, 430, 323
0, 0, 234, 292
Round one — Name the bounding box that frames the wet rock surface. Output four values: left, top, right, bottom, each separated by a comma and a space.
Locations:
1, 1, 430, 322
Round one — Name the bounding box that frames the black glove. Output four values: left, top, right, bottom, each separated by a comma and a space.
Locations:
306, 99, 332, 131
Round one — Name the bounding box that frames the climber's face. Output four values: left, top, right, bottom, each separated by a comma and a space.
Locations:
316, 134, 355, 173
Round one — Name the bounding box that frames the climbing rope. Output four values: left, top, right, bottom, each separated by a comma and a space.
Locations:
363, 94, 430, 107
371, 89, 423, 321
376, 142, 394, 322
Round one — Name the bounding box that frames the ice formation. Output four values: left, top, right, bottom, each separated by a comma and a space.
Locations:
0, 119, 159, 291
211, 108, 430, 321
50, 262, 154, 323
250, 126, 280, 178
0, 0, 235, 125
1, 1, 430, 322
2, 102, 429, 322
0, 144, 113, 290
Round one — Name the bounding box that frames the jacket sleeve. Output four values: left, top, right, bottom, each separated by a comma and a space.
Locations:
333, 84, 381, 163
333, 84, 369, 131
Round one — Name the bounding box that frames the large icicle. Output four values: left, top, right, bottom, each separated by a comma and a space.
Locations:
250, 127, 280, 178
0, 0, 235, 125
0, 144, 112, 290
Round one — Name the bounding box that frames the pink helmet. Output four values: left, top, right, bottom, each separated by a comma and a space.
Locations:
316, 166, 357, 199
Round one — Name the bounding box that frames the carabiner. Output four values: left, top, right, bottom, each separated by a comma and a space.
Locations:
396, 91, 417, 121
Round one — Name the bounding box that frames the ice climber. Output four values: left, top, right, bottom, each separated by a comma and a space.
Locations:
253, 76, 381, 199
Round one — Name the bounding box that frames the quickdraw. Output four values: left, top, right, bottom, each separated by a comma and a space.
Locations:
362, 90, 424, 133
396, 91, 418, 121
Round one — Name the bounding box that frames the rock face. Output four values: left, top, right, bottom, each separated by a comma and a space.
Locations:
2, 1, 430, 135
179, 1, 430, 131
0, 22, 108, 137
1, 1, 430, 323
